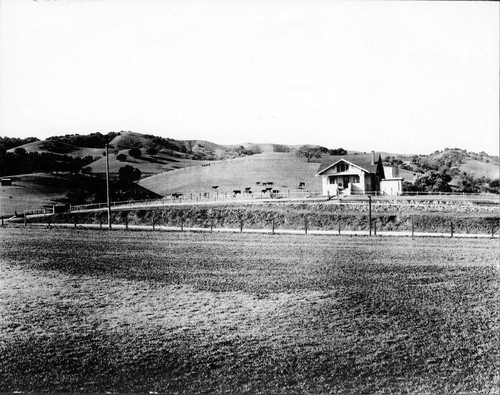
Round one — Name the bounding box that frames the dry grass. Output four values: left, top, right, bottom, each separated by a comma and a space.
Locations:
139, 152, 322, 196
0, 173, 93, 217
460, 159, 499, 180
0, 228, 498, 394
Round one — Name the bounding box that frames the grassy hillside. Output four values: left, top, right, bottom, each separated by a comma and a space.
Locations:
0, 173, 101, 217
9, 139, 103, 158
460, 159, 499, 179
88, 151, 208, 176
3, 132, 497, 208
139, 152, 322, 196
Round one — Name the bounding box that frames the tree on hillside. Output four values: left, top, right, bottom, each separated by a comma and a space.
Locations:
414, 170, 452, 192
128, 147, 142, 158
81, 166, 92, 175
0, 136, 39, 151
235, 146, 254, 157
487, 179, 499, 193
146, 146, 159, 156
296, 145, 322, 162
118, 165, 141, 183
14, 147, 27, 157
116, 154, 127, 161
328, 148, 347, 155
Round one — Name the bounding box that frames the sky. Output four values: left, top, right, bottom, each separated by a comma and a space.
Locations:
0, 0, 498, 155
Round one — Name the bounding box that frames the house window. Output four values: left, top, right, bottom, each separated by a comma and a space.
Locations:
337, 163, 348, 172
328, 176, 336, 184
351, 175, 360, 183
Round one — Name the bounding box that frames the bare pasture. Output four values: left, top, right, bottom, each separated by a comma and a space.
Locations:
0, 228, 498, 394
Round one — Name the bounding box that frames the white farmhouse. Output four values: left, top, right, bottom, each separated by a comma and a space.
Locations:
317, 151, 403, 196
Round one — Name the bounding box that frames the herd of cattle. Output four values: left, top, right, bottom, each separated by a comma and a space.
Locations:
170, 181, 307, 199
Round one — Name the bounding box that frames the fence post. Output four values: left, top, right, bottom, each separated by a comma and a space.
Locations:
411, 217, 414, 239
450, 220, 453, 238
152, 216, 156, 231
492, 225, 495, 239
47, 215, 51, 228
338, 218, 341, 235
125, 212, 128, 230
272, 219, 275, 235
240, 219, 243, 233
99, 216, 103, 229
304, 217, 308, 235
211, 218, 214, 233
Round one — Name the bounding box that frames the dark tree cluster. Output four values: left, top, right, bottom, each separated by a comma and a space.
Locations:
118, 165, 141, 183
296, 145, 347, 162
143, 135, 189, 154
412, 170, 452, 192
318, 147, 347, 155
128, 147, 142, 158
46, 132, 119, 148
399, 149, 499, 194
296, 145, 322, 162
233, 146, 255, 157
0, 150, 95, 177
0, 136, 39, 151
402, 149, 470, 174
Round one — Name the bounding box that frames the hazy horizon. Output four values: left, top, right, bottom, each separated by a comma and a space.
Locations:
1, 0, 498, 155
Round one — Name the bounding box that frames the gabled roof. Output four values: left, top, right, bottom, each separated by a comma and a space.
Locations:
317, 153, 381, 175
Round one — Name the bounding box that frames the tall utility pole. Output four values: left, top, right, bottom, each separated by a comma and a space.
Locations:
105, 142, 112, 229
368, 195, 372, 236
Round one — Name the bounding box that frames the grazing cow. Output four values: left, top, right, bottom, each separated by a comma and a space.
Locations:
298, 182, 305, 188
233, 190, 241, 195
245, 187, 252, 193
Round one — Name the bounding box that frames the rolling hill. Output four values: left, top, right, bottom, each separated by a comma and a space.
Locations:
138, 152, 322, 197
460, 159, 499, 180
1, 131, 498, 215
0, 173, 101, 217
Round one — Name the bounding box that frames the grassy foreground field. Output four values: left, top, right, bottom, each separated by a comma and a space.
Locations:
0, 229, 498, 394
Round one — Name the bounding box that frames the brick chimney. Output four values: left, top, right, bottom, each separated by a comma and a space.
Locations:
371, 150, 375, 165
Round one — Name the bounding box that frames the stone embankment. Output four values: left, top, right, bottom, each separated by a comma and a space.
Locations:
28, 200, 499, 235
